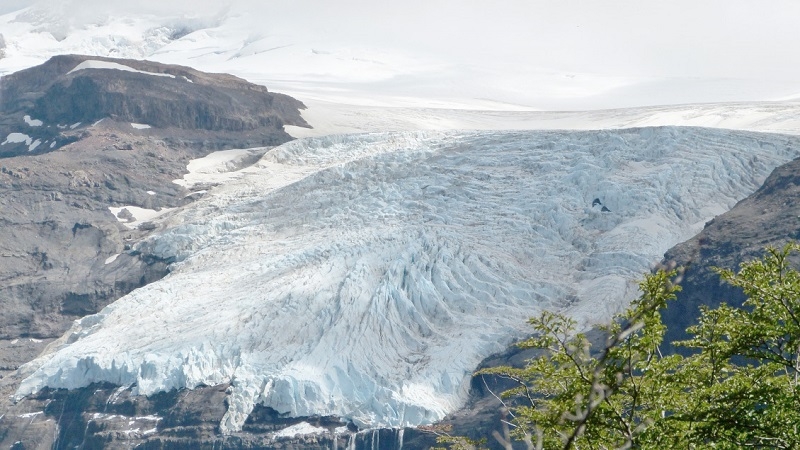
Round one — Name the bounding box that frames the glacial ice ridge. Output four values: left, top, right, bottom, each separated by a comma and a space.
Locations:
15, 128, 800, 432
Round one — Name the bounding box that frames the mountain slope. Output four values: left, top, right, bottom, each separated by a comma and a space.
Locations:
662, 154, 800, 352
14, 127, 800, 436
0, 54, 307, 337
0, 57, 308, 449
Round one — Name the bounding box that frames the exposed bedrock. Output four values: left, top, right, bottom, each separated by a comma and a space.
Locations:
0, 53, 308, 339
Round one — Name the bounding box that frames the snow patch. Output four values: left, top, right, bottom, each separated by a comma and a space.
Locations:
131, 123, 151, 130
2, 132, 32, 146
134, 415, 161, 422
70, 122, 81, 129
104, 254, 119, 265
273, 422, 327, 438
23, 115, 43, 126
173, 148, 265, 189
0, 132, 42, 151
68, 60, 176, 79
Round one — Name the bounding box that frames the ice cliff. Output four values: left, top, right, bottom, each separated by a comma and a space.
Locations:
15, 128, 800, 433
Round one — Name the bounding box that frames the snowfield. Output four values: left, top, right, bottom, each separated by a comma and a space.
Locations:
16, 127, 800, 432
285, 100, 800, 139
4, 1, 800, 110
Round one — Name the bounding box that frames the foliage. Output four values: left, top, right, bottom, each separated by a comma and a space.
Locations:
675, 243, 800, 448
436, 242, 800, 450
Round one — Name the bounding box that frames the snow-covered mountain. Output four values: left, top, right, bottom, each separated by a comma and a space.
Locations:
15, 127, 800, 431
4, 1, 800, 112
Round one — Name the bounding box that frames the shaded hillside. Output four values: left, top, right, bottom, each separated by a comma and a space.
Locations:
661, 154, 800, 352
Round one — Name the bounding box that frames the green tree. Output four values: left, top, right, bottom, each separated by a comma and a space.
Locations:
673, 243, 800, 448
438, 242, 800, 449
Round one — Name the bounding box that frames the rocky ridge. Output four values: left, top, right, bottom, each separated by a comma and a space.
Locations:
661, 153, 800, 352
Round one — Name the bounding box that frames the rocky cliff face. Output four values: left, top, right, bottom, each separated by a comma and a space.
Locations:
660, 154, 800, 353
0, 55, 312, 449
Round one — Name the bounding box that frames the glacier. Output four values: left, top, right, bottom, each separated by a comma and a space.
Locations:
15, 127, 800, 432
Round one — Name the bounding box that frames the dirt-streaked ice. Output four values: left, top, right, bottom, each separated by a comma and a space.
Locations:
15, 128, 800, 432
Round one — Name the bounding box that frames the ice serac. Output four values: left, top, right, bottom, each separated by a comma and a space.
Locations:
15, 128, 800, 432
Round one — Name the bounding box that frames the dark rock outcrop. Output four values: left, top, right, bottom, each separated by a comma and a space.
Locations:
661, 155, 800, 353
